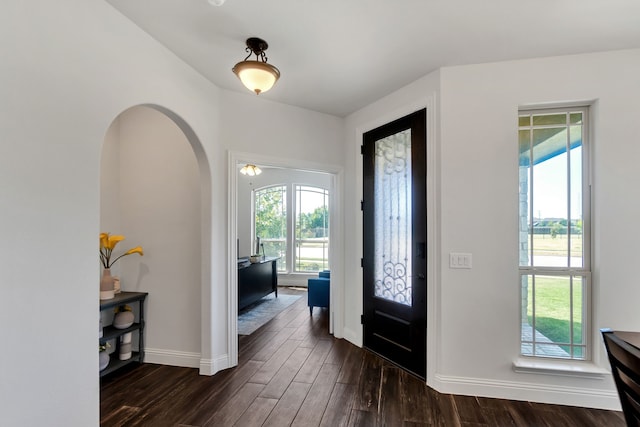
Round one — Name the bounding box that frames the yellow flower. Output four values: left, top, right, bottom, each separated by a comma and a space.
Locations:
107, 235, 125, 250
124, 246, 144, 256
100, 233, 109, 249
99, 233, 144, 268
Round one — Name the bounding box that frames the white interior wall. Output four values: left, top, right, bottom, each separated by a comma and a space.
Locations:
1, 1, 222, 425
1, 1, 346, 424
101, 106, 202, 366
345, 48, 640, 411
434, 49, 640, 409
345, 48, 640, 409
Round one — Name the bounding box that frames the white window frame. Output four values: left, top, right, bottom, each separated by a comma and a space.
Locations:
253, 184, 287, 272
253, 184, 330, 275
518, 105, 592, 361
293, 185, 330, 273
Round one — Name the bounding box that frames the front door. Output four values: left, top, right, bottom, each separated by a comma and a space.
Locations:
362, 109, 427, 379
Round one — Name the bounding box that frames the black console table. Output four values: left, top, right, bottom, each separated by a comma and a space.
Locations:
99, 291, 148, 377
238, 257, 278, 310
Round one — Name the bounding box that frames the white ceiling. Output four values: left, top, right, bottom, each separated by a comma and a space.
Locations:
106, 0, 640, 117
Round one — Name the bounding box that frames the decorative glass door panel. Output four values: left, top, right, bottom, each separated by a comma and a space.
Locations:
374, 130, 412, 306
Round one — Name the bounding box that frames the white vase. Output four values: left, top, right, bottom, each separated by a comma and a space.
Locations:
99, 351, 110, 371
119, 333, 132, 360
113, 310, 134, 329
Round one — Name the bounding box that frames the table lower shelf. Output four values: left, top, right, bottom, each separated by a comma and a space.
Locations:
100, 351, 142, 377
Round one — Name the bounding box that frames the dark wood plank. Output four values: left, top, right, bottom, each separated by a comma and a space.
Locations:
321, 383, 357, 427
100, 405, 141, 426
181, 360, 263, 426
401, 369, 432, 424
336, 343, 365, 385
239, 329, 279, 364
504, 400, 554, 427
203, 382, 265, 426
586, 407, 626, 427
453, 395, 487, 425
352, 350, 383, 413
348, 409, 378, 427
379, 366, 403, 426
325, 337, 352, 365
263, 381, 312, 427
248, 338, 301, 384
292, 338, 334, 383
251, 326, 298, 362
476, 397, 517, 426
260, 345, 313, 399
233, 396, 278, 426
293, 363, 341, 426
427, 387, 461, 427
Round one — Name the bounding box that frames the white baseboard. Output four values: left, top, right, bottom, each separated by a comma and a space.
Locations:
199, 354, 230, 376
144, 348, 200, 369
143, 348, 231, 376
431, 373, 621, 411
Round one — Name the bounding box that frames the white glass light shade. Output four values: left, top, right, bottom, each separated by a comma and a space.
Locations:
232, 61, 280, 95
240, 164, 262, 176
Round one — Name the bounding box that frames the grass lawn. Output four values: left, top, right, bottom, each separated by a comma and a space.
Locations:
529, 234, 582, 257
523, 234, 586, 356
526, 275, 584, 356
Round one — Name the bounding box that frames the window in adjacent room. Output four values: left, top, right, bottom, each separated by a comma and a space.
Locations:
518, 106, 591, 360
254, 185, 287, 272
294, 185, 329, 272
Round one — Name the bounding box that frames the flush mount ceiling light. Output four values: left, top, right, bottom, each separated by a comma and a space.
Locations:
240, 164, 262, 176
208, 0, 226, 5
232, 37, 280, 95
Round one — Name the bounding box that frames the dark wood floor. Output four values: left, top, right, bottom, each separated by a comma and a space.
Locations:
101, 288, 624, 426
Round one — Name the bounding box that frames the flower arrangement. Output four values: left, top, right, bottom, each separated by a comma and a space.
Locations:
100, 232, 143, 269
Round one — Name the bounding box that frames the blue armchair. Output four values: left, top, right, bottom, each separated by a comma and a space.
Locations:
308, 270, 330, 315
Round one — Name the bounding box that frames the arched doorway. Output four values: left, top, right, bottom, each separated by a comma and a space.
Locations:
100, 105, 212, 371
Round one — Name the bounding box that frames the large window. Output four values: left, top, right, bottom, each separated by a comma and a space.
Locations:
518, 106, 591, 360
254, 185, 287, 272
253, 184, 329, 274
295, 185, 329, 272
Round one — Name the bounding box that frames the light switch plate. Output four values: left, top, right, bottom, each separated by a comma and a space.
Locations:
450, 252, 472, 269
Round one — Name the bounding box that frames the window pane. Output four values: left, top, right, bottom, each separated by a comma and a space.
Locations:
569, 126, 583, 268
572, 276, 585, 346
531, 128, 569, 267
570, 113, 583, 124
532, 113, 566, 126
295, 185, 329, 272
518, 115, 531, 127
521, 274, 585, 359
255, 186, 287, 271
519, 129, 532, 267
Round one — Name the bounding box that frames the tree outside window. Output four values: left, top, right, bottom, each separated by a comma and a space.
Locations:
254, 185, 287, 272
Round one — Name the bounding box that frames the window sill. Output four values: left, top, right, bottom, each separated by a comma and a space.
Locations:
513, 357, 609, 379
